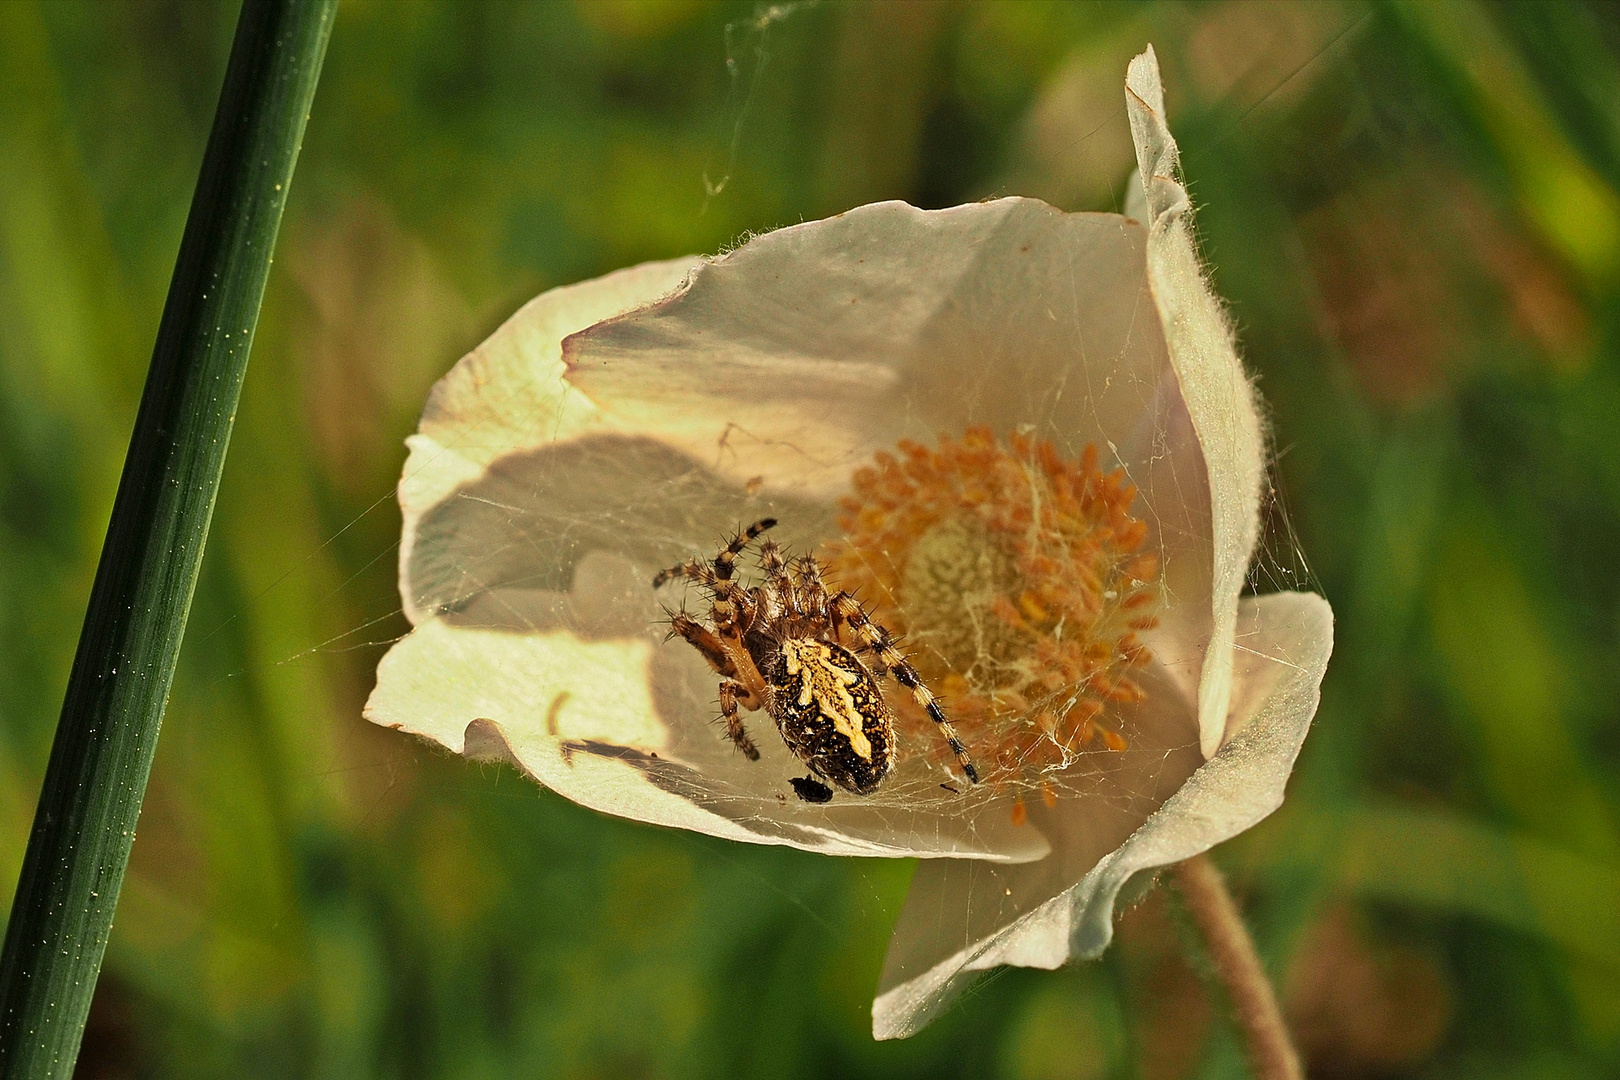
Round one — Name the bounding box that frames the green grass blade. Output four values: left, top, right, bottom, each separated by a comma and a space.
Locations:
0, 2, 336, 1075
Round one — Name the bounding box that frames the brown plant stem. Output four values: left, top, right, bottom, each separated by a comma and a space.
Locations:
1172, 853, 1304, 1080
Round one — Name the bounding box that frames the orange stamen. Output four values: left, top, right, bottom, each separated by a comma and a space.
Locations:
825, 427, 1163, 786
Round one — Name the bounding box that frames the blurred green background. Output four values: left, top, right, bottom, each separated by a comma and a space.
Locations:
3, 1, 1619, 1077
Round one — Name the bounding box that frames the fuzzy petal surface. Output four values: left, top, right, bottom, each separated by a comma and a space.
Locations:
1128, 45, 1267, 758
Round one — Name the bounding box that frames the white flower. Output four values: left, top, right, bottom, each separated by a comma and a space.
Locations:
365, 46, 1332, 1038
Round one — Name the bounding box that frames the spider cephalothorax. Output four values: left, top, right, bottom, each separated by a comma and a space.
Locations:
653, 518, 979, 802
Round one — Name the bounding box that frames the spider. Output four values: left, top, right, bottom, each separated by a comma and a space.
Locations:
653, 518, 980, 802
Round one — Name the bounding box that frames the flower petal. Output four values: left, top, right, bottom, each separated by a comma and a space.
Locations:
566, 199, 1188, 504
369, 248, 1068, 860
400, 257, 702, 623
564, 196, 1218, 777
871, 590, 1333, 1040
1127, 45, 1268, 758
367, 605, 1052, 861
374, 194, 1230, 859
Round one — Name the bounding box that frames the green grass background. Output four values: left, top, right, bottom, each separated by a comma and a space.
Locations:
3, 1, 1620, 1077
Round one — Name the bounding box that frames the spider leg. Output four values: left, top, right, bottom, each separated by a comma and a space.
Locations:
797, 556, 875, 659
651, 515, 777, 589
658, 521, 775, 635
652, 558, 707, 590
718, 679, 761, 760
757, 536, 787, 578
714, 517, 778, 581
669, 613, 739, 680
755, 538, 787, 610
830, 591, 981, 785
656, 523, 781, 764
710, 575, 755, 635
790, 554, 833, 639
654, 558, 758, 637
675, 609, 772, 758
684, 585, 769, 702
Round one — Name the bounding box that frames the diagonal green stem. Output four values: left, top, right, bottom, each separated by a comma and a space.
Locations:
0, 3, 335, 1075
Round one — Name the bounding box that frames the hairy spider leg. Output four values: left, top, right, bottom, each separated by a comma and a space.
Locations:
793, 555, 882, 664
708, 573, 752, 635
757, 536, 787, 577
654, 516, 779, 629
829, 591, 982, 785
668, 591, 773, 757
651, 517, 778, 590
651, 557, 706, 590
756, 537, 808, 630
713, 517, 778, 581
788, 554, 833, 641
756, 537, 788, 604
667, 613, 739, 680
717, 679, 761, 760
708, 516, 775, 654
652, 559, 754, 633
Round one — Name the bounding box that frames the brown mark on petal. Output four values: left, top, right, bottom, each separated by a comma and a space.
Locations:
546, 692, 575, 767
825, 427, 1161, 786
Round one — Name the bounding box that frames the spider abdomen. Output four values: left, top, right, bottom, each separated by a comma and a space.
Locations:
766, 639, 896, 795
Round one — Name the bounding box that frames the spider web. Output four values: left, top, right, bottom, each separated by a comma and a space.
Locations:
395, 441, 1197, 862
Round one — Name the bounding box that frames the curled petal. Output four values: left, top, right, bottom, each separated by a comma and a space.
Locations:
872, 591, 1334, 1039
1128, 45, 1267, 758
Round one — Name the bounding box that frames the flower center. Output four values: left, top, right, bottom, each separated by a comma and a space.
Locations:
898, 514, 1022, 678
826, 427, 1162, 786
